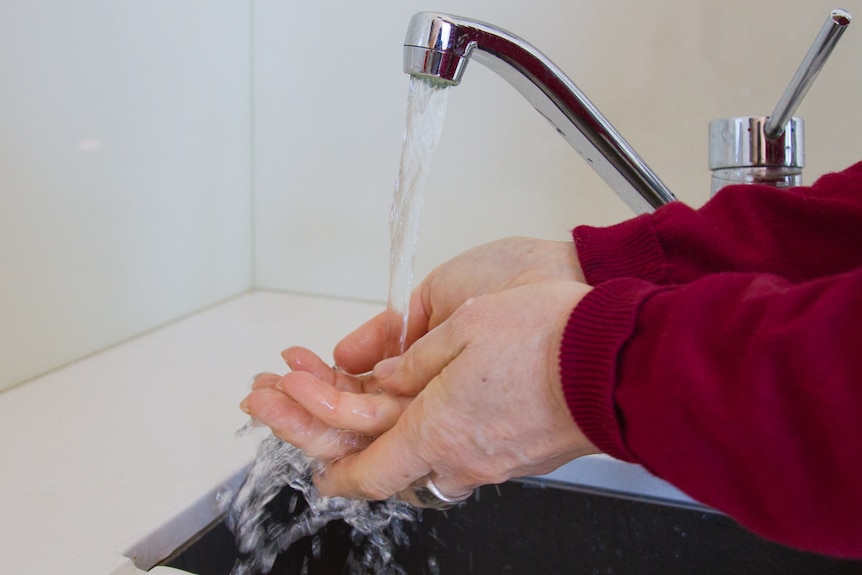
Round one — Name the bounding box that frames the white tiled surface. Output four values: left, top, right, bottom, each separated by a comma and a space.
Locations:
0, 291, 694, 575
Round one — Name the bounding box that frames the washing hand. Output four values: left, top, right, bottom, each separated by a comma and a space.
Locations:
334, 237, 584, 375
240, 238, 593, 502
315, 281, 600, 504
240, 347, 411, 461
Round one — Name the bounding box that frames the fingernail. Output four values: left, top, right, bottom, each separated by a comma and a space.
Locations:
373, 357, 399, 380
239, 398, 251, 414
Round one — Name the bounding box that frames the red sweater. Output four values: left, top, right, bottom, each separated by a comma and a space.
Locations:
559, 162, 862, 557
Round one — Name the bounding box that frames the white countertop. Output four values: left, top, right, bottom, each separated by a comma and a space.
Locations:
0, 291, 693, 575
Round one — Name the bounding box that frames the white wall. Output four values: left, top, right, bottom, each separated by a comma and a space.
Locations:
4, 0, 862, 391
0, 1, 252, 391
253, 0, 862, 302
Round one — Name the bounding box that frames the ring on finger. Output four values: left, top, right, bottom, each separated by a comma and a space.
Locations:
409, 475, 473, 511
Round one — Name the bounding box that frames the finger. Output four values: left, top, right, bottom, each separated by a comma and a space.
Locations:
278, 370, 411, 436
396, 475, 475, 509
240, 387, 370, 460
251, 372, 282, 391
282, 346, 334, 380
282, 346, 364, 393
314, 402, 431, 500
371, 313, 465, 397
314, 376, 481, 503
332, 312, 388, 375
333, 291, 431, 374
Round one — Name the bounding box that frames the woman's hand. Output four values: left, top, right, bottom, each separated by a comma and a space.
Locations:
240, 346, 411, 461
240, 237, 589, 482
333, 237, 584, 375
314, 281, 601, 503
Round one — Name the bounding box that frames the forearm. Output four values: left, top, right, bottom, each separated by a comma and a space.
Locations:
574, 161, 862, 286
559, 268, 862, 557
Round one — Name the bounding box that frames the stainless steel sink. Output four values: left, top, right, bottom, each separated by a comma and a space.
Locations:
162, 478, 862, 574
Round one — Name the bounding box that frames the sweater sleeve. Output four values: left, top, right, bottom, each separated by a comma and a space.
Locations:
574, 161, 862, 286
559, 268, 862, 557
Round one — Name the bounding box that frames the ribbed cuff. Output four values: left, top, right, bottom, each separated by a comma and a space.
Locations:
573, 213, 668, 285
559, 277, 664, 462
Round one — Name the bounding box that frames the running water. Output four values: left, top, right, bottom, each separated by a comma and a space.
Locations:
225, 77, 450, 575
225, 432, 416, 575
385, 77, 450, 356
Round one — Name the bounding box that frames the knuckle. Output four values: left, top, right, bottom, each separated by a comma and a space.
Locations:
450, 296, 486, 335
355, 476, 394, 501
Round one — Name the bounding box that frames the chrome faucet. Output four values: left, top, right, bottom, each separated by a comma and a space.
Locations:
403, 12, 676, 214
708, 9, 851, 195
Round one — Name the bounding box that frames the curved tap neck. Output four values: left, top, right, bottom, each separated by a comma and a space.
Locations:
404, 12, 676, 214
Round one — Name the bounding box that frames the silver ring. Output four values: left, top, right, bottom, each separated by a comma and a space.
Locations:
410, 475, 472, 510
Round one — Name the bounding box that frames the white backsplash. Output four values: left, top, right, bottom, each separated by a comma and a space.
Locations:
3, 0, 861, 390
0, 1, 252, 390
252, 0, 862, 302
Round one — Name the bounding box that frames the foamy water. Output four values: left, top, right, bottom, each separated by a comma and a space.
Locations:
226, 77, 450, 574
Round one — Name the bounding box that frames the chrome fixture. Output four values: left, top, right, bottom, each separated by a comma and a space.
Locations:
709, 9, 851, 195
403, 12, 676, 214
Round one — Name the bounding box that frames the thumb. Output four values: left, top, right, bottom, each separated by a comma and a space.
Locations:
333, 291, 431, 374
318, 316, 467, 499
314, 401, 430, 500
372, 316, 465, 397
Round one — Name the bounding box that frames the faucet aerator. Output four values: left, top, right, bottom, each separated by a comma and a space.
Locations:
403, 45, 464, 87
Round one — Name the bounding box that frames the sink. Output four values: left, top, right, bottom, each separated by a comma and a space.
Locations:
162, 478, 862, 574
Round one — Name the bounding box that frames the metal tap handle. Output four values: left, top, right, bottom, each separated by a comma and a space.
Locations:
765, 9, 851, 140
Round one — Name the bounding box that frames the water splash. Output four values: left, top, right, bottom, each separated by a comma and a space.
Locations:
227, 434, 417, 575
226, 77, 450, 575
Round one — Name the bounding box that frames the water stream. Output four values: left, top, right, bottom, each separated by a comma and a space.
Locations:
385, 76, 450, 356
225, 77, 449, 575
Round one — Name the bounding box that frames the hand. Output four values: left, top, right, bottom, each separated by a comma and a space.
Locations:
240, 347, 411, 461
314, 281, 601, 503
333, 237, 584, 375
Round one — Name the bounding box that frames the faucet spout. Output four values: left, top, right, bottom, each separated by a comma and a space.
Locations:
403, 12, 676, 214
